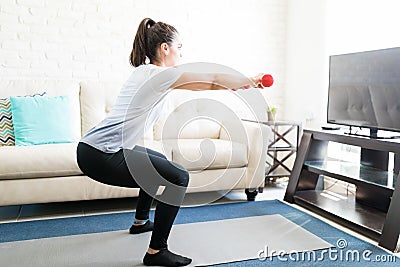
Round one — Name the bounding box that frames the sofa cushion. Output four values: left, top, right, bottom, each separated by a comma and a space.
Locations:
79, 81, 122, 135
10, 95, 74, 146
0, 80, 81, 141
154, 89, 269, 141
164, 138, 248, 171
79, 81, 162, 141
154, 91, 222, 140
0, 97, 14, 146
0, 92, 47, 147
0, 143, 82, 180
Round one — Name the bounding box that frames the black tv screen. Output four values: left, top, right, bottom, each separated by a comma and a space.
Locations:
327, 47, 400, 133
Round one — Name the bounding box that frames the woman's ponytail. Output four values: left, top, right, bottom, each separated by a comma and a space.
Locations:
130, 18, 156, 67
130, 18, 178, 67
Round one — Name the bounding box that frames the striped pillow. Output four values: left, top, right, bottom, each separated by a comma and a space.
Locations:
0, 97, 14, 146
0, 92, 47, 146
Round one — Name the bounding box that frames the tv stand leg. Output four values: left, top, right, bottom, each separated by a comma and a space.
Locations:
284, 132, 328, 203
284, 132, 313, 203
379, 173, 400, 252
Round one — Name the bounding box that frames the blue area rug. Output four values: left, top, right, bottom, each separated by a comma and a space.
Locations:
0, 199, 398, 266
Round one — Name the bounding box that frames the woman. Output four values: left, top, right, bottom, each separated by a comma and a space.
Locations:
77, 18, 264, 267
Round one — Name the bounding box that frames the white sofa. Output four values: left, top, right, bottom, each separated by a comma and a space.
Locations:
0, 80, 273, 206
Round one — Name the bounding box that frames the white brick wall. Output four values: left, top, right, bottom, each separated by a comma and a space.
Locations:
0, 0, 287, 113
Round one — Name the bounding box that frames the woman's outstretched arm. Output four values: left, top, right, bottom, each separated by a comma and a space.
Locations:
171, 72, 263, 90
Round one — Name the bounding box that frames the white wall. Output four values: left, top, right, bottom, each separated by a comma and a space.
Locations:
283, 0, 400, 127
283, 0, 328, 126
327, 0, 400, 54
5, 1, 398, 126
0, 0, 288, 111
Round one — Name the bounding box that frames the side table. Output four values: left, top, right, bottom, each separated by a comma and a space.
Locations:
263, 121, 302, 180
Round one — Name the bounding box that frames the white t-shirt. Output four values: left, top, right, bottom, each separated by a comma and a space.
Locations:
80, 64, 181, 153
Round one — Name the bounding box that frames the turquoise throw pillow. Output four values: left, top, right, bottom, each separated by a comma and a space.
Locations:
10, 95, 73, 146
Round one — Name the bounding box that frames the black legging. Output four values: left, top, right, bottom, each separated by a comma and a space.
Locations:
76, 142, 189, 250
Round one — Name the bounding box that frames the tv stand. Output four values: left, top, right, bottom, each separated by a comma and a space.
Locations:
284, 129, 400, 252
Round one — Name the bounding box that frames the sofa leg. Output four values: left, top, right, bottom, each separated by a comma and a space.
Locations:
245, 188, 258, 201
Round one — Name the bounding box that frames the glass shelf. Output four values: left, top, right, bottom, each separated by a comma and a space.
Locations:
304, 160, 397, 190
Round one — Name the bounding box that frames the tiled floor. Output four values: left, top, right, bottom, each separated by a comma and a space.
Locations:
0, 179, 398, 257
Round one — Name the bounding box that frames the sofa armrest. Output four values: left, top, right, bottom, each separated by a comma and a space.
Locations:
220, 120, 273, 189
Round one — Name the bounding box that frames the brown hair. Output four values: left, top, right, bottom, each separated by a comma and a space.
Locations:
130, 18, 179, 67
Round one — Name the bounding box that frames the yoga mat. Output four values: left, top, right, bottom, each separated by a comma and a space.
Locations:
0, 214, 332, 266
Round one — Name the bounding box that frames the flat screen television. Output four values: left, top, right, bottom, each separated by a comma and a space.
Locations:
327, 47, 400, 138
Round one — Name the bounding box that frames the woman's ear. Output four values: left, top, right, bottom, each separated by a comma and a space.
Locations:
160, 43, 170, 56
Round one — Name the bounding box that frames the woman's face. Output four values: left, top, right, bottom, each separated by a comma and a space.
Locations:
164, 37, 182, 67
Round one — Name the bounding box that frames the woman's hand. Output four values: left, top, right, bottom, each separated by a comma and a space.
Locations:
250, 73, 265, 89
231, 73, 265, 91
